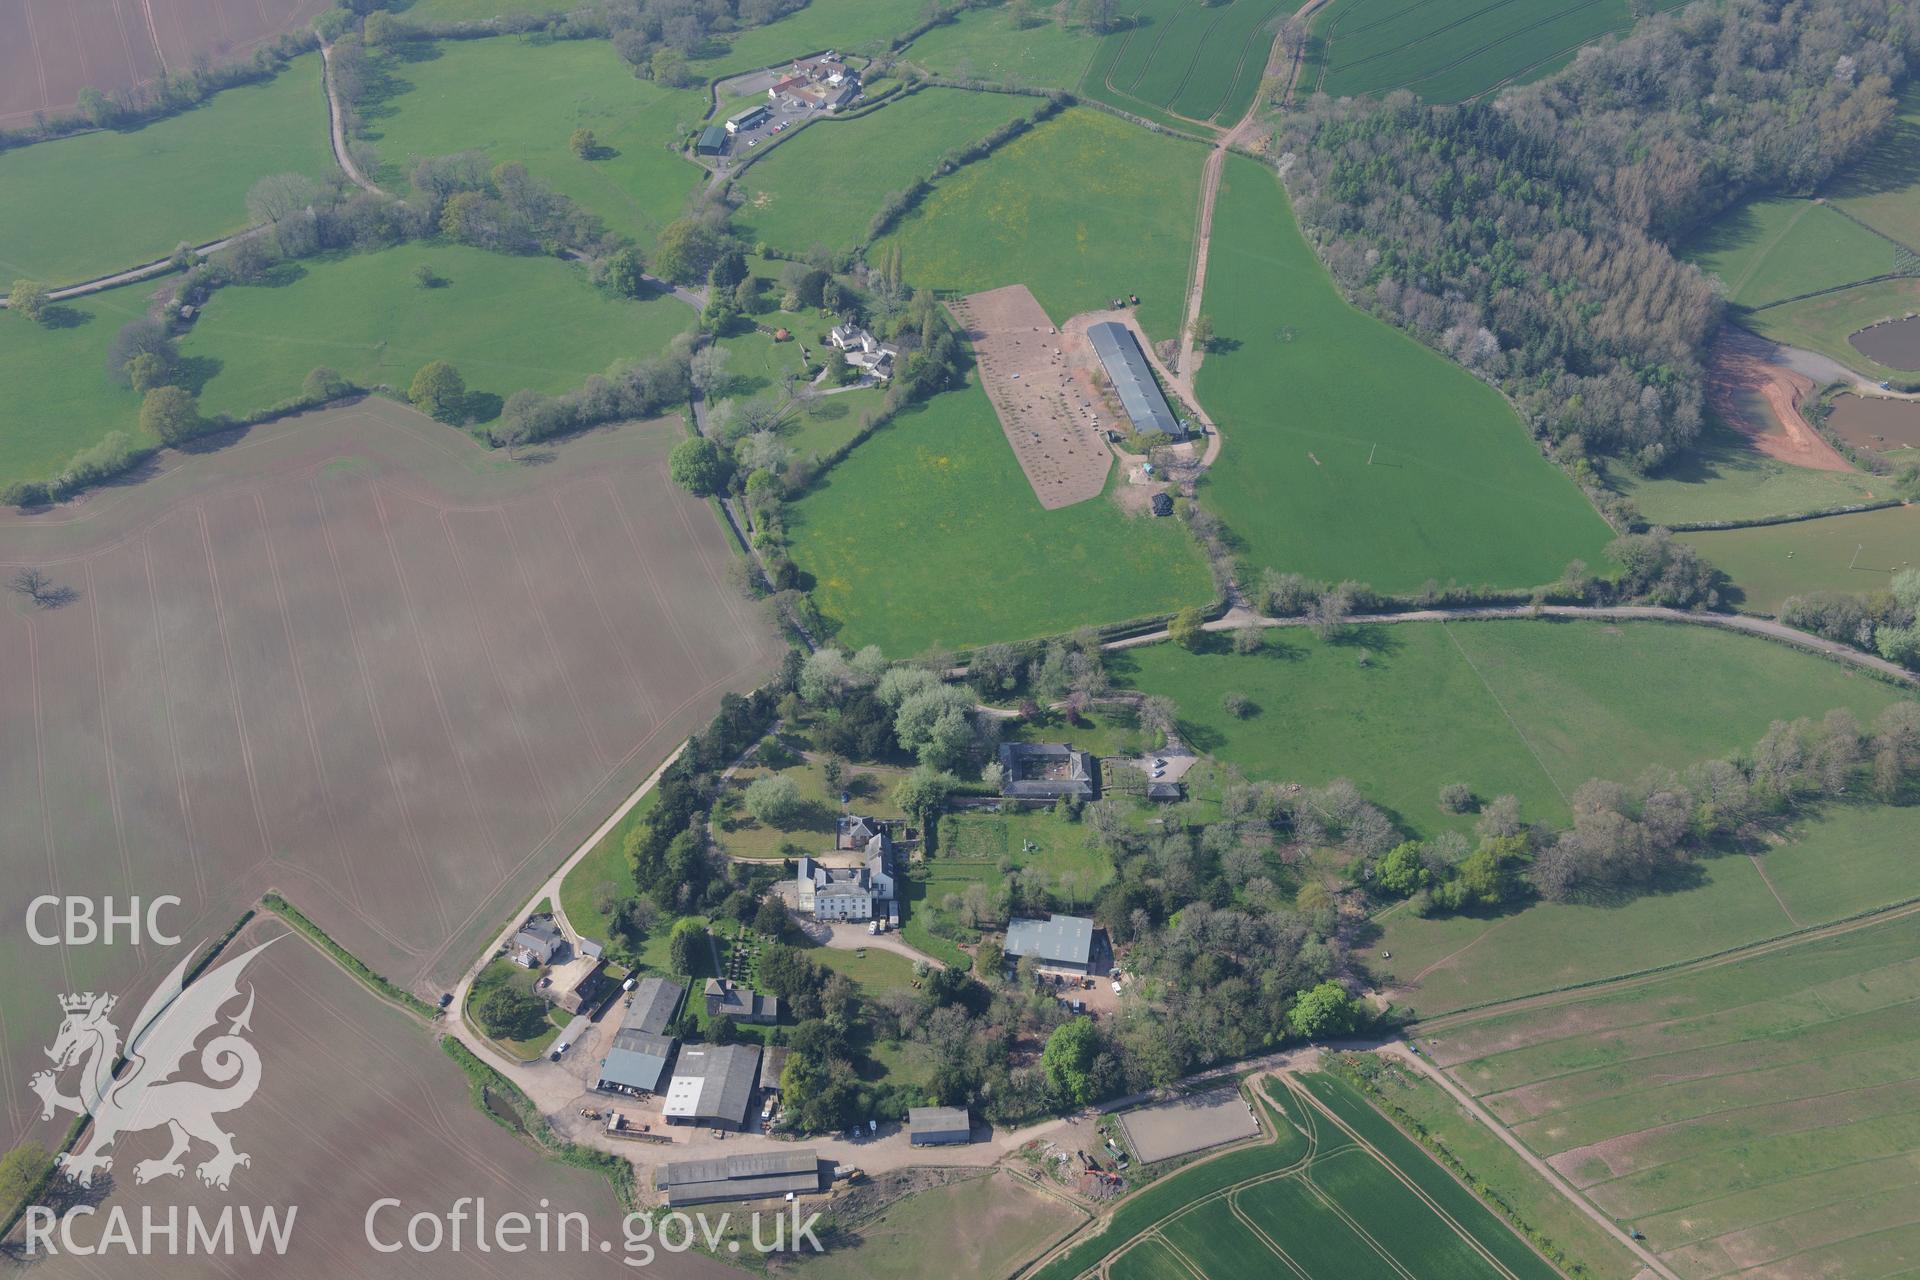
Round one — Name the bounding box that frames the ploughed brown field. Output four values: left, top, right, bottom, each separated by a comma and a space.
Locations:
0, 0, 329, 127
25, 921, 735, 1278
0, 399, 775, 1154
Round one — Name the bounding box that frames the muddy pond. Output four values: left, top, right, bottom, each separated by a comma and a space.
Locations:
1827, 393, 1920, 455
1849, 315, 1920, 368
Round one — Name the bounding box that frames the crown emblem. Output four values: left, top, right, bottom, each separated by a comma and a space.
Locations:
59, 992, 113, 1015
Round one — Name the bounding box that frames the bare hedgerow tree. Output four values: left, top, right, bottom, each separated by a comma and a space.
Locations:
9, 567, 73, 608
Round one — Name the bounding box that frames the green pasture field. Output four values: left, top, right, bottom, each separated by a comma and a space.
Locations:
1685, 197, 1899, 308
1744, 277, 1920, 380
1006, 705, 1159, 759
363, 37, 707, 251
0, 282, 149, 483
391, 0, 568, 19
1343, 1054, 1641, 1280
1303, 0, 1640, 103
1195, 157, 1613, 592
712, 727, 910, 860
1374, 800, 1920, 1016
0, 57, 335, 286
698, 0, 924, 76
1427, 911, 1920, 1276
1115, 618, 1908, 839
1606, 418, 1880, 525
179, 242, 693, 422
790, 1170, 1081, 1280
785, 371, 1214, 653
872, 108, 1206, 342
905, 4, 1101, 89
1680, 504, 1920, 613
736, 88, 1034, 253
1079, 0, 1287, 127
1828, 80, 1920, 251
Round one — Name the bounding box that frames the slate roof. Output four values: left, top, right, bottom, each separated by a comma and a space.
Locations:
998, 742, 1097, 800
1004, 913, 1095, 967
1088, 321, 1182, 438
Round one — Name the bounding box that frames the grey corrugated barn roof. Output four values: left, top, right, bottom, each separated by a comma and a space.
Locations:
1087, 321, 1181, 437
624, 977, 684, 1036
599, 1029, 675, 1093
908, 1106, 972, 1144
662, 1043, 761, 1126
1004, 914, 1094, 967
659, 1149, 822, 1206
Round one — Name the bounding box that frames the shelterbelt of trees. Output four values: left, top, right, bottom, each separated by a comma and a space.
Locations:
1278, 0, 1918, 476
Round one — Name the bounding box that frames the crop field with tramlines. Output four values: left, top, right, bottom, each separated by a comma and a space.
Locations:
1031, 1076, 1558, 1280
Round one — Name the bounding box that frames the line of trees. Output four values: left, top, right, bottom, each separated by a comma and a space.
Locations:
1275, 0, 1920, 476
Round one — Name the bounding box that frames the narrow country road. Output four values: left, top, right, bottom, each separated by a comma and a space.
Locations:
320, 39, 383, 195
1376, 1043, 1681, 1280
4, 50, 372, 308
1106, 602, 1919, 686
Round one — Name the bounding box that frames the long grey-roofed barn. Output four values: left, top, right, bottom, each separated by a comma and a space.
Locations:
1087, 321, 1184, 438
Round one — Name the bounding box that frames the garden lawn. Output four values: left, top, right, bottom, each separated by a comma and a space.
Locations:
1195, 157, 1613, 592
1607, 417, 1880, 525
1680, 505, 1920, 613
0, 56, 335, 286
0, 283, 149, 484
786, 372, 1213, 653
466, 956, 569, 1059
364, 37, 707, 252
713, 728, 910, 860
787, 387, 887, 460
1685, 197, 1899, 308
1115, 618, 1908, 839
737, 88, 1035, 253
940, 806, 1113, 901
905, 5, 1101, 89
1304, 0, 1637, 102
799, 939, 921, 995
180, 242, 693, 421
873, 108, 1206, 343
1374, 801, 1920, 1016
556, 789, 657, 950
1744, 277, 1920, 380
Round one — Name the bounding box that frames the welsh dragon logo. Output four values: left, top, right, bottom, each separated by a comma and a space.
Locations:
30, 939, 274, 1191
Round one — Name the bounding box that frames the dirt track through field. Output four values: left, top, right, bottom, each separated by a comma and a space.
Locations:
0, 399, 776, 1155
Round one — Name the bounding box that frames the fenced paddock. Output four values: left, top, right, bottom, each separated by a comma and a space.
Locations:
1117, 1085, 1261, 1164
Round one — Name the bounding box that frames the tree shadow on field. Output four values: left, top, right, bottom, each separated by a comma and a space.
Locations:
1330, 622, 1402, 656
38, 304, 90, 330
172, 354, 223, 395
1683, 200, 1767, 264
1826, 108, 1920, 199
1253, 632, 1308, 662
463, 390, 504, 424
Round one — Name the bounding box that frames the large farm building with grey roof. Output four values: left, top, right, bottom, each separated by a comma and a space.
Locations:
1087, 321, 1186, 440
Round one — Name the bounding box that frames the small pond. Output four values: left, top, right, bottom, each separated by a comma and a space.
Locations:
1827, 393, 1920, 454
1848, 314, 1920, 369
